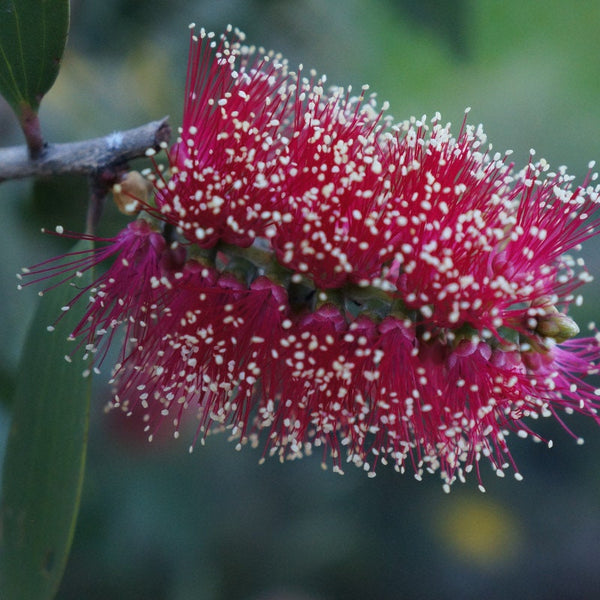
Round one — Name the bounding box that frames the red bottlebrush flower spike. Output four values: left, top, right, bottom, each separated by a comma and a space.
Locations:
20, 24, 600, 490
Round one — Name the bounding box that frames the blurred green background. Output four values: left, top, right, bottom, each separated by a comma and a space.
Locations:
2, 1, 600, 598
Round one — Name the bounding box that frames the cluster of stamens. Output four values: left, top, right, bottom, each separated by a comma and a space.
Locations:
20, 24, 600, 491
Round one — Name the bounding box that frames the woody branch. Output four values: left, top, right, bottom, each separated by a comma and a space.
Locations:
0, 117, 171, 184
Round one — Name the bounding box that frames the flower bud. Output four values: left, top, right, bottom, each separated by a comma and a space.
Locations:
535, 310, 580, 343
112, 171, 151, 215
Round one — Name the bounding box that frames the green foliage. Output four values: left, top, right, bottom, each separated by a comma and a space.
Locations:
0, 240, 92, 600
0, 0, 70, 119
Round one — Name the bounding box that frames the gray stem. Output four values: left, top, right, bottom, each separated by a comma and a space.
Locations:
0, 117, 171, 184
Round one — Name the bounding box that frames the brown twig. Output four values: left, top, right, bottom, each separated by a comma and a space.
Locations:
19, 107, 45, 160
0, 117, 171, 184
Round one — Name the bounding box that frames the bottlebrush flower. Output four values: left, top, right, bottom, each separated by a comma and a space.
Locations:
267, 78, 396, 288
384, 122, 600, 335
19, 220, 185, 365
20, 24, 600, 491
153, 25, 292, 248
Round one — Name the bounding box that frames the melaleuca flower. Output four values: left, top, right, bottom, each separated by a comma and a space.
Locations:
111, 264, 291, 445
20, 24, 600, 490
383, 118, 600, 335
267, 78, 395, 288
152, 24, 292, 248
19, 220, 184, 365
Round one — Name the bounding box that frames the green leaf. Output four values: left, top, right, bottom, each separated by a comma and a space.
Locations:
0, 240, 93, 600
0, 0, 70, 117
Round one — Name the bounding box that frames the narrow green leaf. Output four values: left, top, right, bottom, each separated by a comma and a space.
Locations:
0, 240, 93, 600
0, 0, 70, 117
